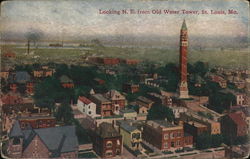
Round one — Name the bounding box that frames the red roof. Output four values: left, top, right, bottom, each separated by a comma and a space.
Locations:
228, 112, 247, 128
78, 96, 92, 104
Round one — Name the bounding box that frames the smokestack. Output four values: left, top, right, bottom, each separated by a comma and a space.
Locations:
27, 40, 30, 54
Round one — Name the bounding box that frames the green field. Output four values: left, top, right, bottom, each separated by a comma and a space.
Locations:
1, 45, 249, 68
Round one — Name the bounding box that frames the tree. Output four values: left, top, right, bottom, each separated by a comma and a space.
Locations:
196, 133, 224, 149
147, 104, 174, 122
33, 77, 63, 110
196, 133, 212, 149
55, 102, 74, 125
193, 61, 208, 77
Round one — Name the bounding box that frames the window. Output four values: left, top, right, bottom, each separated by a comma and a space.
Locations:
164, 142, 168, 148
105, 150, 113, 157
132, 133, 141, 140
106, 141, 112, 148
88, 111, 91, 115
176, 140, 180, 146
117, 140, 120, 145
170, 132, 174, 139
164, 133, 169, 140
116, 149, 121, 155
171, 142, 175, 147
13, 137, 21, 145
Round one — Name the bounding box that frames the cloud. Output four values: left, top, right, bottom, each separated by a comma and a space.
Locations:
0, 0, 248, 40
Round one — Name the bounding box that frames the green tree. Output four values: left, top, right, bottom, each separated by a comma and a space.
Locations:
193, 61, 208, 77
147, 104, 174, 122
55, 102, 74, 125
196, 133, 212, 149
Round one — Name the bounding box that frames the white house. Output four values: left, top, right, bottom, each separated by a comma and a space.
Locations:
77, 96, 96, 117
169, 106, 187, 119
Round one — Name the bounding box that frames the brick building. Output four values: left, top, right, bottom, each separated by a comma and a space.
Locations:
122, 83, 139, 93
183, 121, 208, 142
60, 75, 74, 88
104, 89, 126, 114
143, 120, 193, 151
7, 121, 78, 158
93, 122, 122, 158
18, 114, 56, 129
90, 94, 112, 117
103, 58, 120, 65
220, 111, 248, 139
136, 96, 154, 109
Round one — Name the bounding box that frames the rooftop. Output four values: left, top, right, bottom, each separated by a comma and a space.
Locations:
187, 121, 207, 128
137, 96, 154, 104
96, 122, 121, 138
78, 96, 92, 104
146, 120, 179, 129
91, 94, 110, 103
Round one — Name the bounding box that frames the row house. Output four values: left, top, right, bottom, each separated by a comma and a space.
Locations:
59, 75, 74, 88
1, 93, 24, 105
220, 89, 247, 106
220, 111, 248, 139
143, 120, 193, 151
118, 121, 142, 150
180, 112, 221, 135
183, 121, 208, 142
7, 121, 78, 158
121, 59, 140, 65
33, 69, 53, 78
209, 74, 227, 88
8, 71, 34, 95
122, 83, 139, 94
104, 89, 126, 114
146, 92, 172, 106
136, 96, 154, 109
90, 94, 113, 117
18, 114, 56, 129
103, 58, 120, 65
93, 122, 122, 158
77, 96, 96, 117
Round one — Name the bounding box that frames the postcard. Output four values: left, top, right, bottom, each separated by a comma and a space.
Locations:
0, 0, 249, 158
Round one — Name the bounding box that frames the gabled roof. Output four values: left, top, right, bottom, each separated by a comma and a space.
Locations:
105, 89, 125, 100
96, 122, 121, 138
60, 75, 73, 83
9, 71, 31, 84
228, 112, 247, 128
10, 122, 78, 156
120, 123, 138, 133
91, 94, 110, 103
137, 96, 154, 104
78, 96, 92, 104
9, 121, 24, 138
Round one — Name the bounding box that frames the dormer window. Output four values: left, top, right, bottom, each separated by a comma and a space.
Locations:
106, 141, 112, 148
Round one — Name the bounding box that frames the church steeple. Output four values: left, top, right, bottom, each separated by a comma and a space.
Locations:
181, 19, 187, 30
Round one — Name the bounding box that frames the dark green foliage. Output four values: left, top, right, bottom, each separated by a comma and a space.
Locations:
55, 102, 74, 125
209, 92, 236, 113
33, 77, 63, 109
196, 133, 224, 149
73, 119, 91, 144
147, 104, 174, 121
193, 61, 208, 77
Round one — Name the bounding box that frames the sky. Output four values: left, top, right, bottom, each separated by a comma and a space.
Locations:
0, 0, 249, 46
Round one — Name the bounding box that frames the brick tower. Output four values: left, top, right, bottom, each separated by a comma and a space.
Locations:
179, 19, 189, 99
